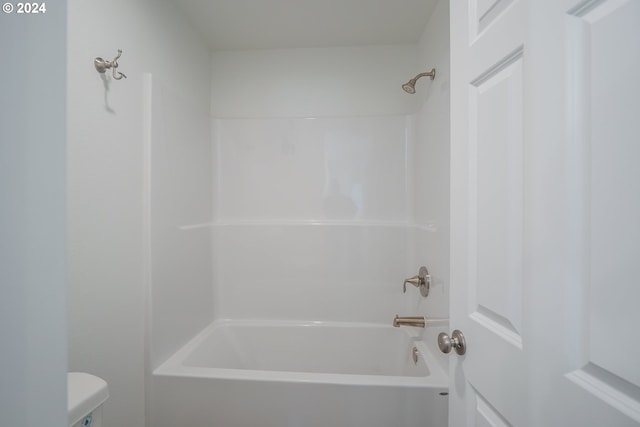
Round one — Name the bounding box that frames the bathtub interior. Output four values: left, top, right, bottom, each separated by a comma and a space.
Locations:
181, 321, 428, 376
151, 320, 449, 427
154, 319, 448, 388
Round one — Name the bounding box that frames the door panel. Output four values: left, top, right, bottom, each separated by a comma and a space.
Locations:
471, 0, 516, 37
470, 48, 524, 345
450, 0, 640, 425
475, 392, 512, 427
450, 0, 527, 425
562, 0, 640, 423
584, 0, 640, 388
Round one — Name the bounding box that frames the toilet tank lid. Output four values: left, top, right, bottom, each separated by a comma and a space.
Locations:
68, 372, 109, 425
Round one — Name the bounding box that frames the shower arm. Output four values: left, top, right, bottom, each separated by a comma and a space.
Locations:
413, 69, 436, 83
402, 68, 436, 94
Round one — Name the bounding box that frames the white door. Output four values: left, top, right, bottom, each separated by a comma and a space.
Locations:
449, 0, 640, 426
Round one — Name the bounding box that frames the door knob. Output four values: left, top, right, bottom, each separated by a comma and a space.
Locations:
438, 330, 466, 355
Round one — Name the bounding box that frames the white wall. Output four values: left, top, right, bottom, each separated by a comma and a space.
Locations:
68, 3, 450, 426
211, 45, 420, 117
408, 0, 451, 372
214, 116, 410, 222
210, 46, 420, 323
148, 77, 213, 370
209, 17, 451, 327
0, 5, 68, 426
66, 1, 211, 426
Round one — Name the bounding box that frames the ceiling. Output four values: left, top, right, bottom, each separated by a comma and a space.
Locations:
174, 0, 439, 51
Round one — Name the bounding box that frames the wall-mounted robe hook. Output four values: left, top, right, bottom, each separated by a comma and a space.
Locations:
94, 49, 127, 80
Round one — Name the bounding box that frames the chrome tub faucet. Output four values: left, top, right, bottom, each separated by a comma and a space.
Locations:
392, 315, 426, 328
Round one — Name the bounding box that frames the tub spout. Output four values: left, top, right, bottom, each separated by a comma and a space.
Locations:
393, 315, 425, 328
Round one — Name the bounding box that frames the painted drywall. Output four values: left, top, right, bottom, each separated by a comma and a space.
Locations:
66, 1, 211, 426
0, 5, 68, 426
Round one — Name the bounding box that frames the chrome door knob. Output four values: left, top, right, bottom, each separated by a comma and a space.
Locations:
438, 330, 466, 355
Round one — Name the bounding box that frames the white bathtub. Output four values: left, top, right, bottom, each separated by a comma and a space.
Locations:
152, 320, 448, 427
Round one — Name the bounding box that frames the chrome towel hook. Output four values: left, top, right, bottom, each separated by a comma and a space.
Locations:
94, 49, 127, 80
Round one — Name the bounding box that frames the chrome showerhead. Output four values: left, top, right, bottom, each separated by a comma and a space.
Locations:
402, 68, 436, 94
402, 81, 417, 94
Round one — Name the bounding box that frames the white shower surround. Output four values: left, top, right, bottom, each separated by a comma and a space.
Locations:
211, 114, 415, 325
146, 1, 451, 426
150, 46, 448, 427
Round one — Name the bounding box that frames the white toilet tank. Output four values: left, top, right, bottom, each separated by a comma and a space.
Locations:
68, 372, 109, 427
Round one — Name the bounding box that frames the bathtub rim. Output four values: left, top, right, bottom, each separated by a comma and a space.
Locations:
153, 319, 448, 389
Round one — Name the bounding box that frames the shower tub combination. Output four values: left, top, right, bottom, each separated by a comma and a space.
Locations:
152, 319, 448, 427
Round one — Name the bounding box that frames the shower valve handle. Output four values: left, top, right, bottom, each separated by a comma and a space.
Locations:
403, 276, 421, 292
403, 266, 430, 297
